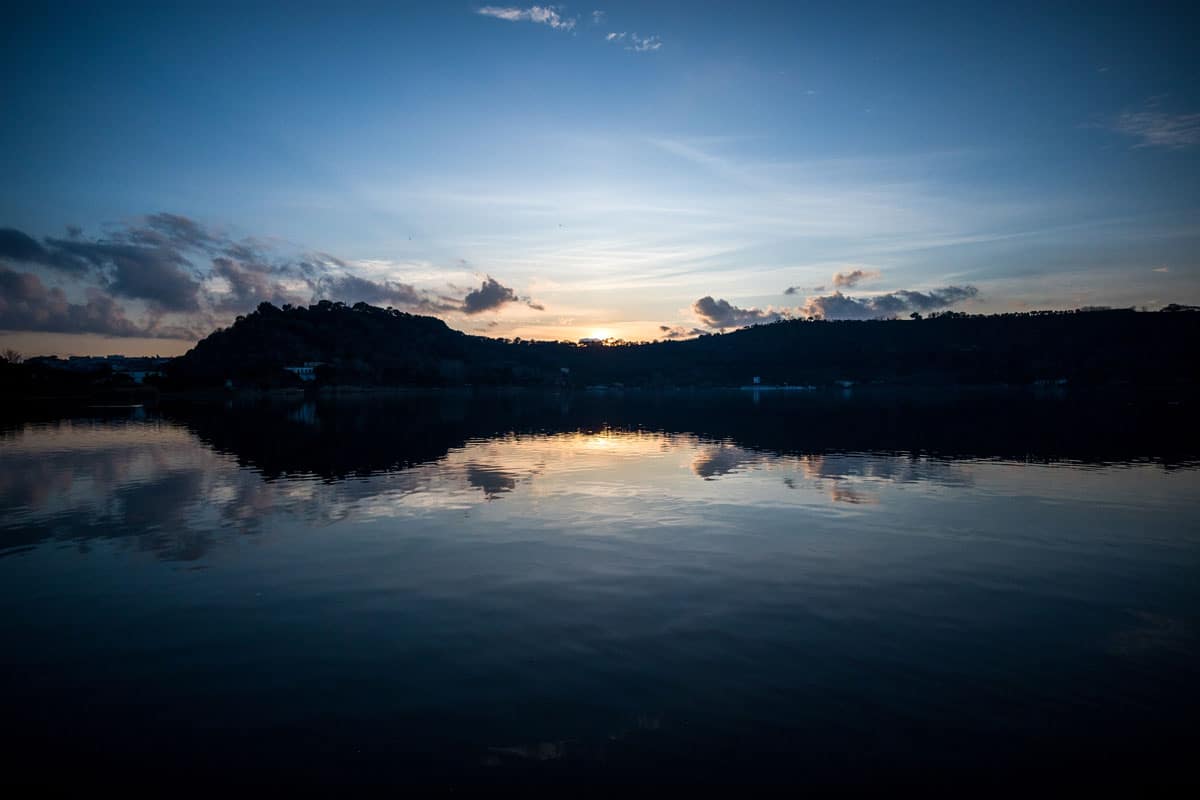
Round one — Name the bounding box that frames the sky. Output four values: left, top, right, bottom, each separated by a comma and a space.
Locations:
1, 1, 1197, 356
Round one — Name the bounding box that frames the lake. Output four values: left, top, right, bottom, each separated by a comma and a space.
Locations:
1, 390, 1198, 787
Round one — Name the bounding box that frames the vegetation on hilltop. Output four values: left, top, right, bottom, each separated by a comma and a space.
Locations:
159, 300, 1200, 390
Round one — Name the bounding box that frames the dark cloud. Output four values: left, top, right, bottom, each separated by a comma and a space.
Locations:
462, 276, 519, 314
2, 215, 533, 339
800, 286, 979, 319
123, 212, 220, 252
314, 273, 460, 314
144, 212, 219, 249
0, 266, 183, 338
9, 215, 265, 313
45, 238, 203, 311
693, 296, 783, 330
223, 240, 265, 263
212, 257, 307, 312
658, 325, 706, 339
832, 269, 880, 288
316, 273, 422, 306
0, 227, 89, 273
3, 221, 206, 311
784, 284, 823, 296
139, 213, 270, 266
0, 228, 51, 263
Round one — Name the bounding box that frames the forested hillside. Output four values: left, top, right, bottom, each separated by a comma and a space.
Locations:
162, 301, 1200, 389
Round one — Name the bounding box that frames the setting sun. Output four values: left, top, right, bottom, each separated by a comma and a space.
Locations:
590, 329, 612, 341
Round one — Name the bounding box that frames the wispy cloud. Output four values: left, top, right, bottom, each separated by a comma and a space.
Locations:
626, 33, 662, 52
591, 10, 605, 25
1110, 109, 1200, 150
606, 31, 661, 51
477, 5, 576, 31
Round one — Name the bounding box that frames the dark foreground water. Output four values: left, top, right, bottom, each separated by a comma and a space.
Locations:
1, 390, 1198, 788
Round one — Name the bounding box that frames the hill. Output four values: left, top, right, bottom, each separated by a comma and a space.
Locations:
158, 300, 1200, 391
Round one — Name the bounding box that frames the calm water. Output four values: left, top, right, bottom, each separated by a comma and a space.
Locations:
2, 391, 1198, 787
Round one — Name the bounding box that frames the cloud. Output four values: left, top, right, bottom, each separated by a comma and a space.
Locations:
1152, 266, 1170, 273
0, 228, 57, 263
316, 273, 422, 306
658, 325, 706, 340
45, 238, 202, 311
133, 212, 222, 251
784, 284, 824, 296
211, 257, 308, 312
832, 268, 880, 288
1110, 110, 1200, 150
477, 5, 576, 30
2, 219, 211, 311
1, 215, 535, 341
693, 296, 783, 329
462, 276, 520, 314
0, 227, 89, 273
799, 286, 979, 320
120, 213, 267, 266
607, 32, 661, 51
591, 10, 605, 24
626, 34, 662, 52
314, 273, 461, 315
0, 266, 185, 338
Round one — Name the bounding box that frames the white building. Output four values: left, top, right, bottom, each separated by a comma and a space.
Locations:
283, 361, 323, 381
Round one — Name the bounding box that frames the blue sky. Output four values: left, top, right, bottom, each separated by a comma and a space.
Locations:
1, 1, 1197, 354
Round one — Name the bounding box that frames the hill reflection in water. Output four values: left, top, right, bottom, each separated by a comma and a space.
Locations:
0, 390, 1198, 786
1, 389, 1196, 562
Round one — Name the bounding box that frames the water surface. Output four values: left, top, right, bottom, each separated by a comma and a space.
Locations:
2, 391, 1198, 786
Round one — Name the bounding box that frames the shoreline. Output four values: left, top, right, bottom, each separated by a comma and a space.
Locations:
2, 381, 1196, 416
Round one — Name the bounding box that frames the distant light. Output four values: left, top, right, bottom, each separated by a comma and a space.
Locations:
590, 329, 612, 341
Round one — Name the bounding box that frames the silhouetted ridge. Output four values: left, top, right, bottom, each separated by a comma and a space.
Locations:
164, 301, 1200, 389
